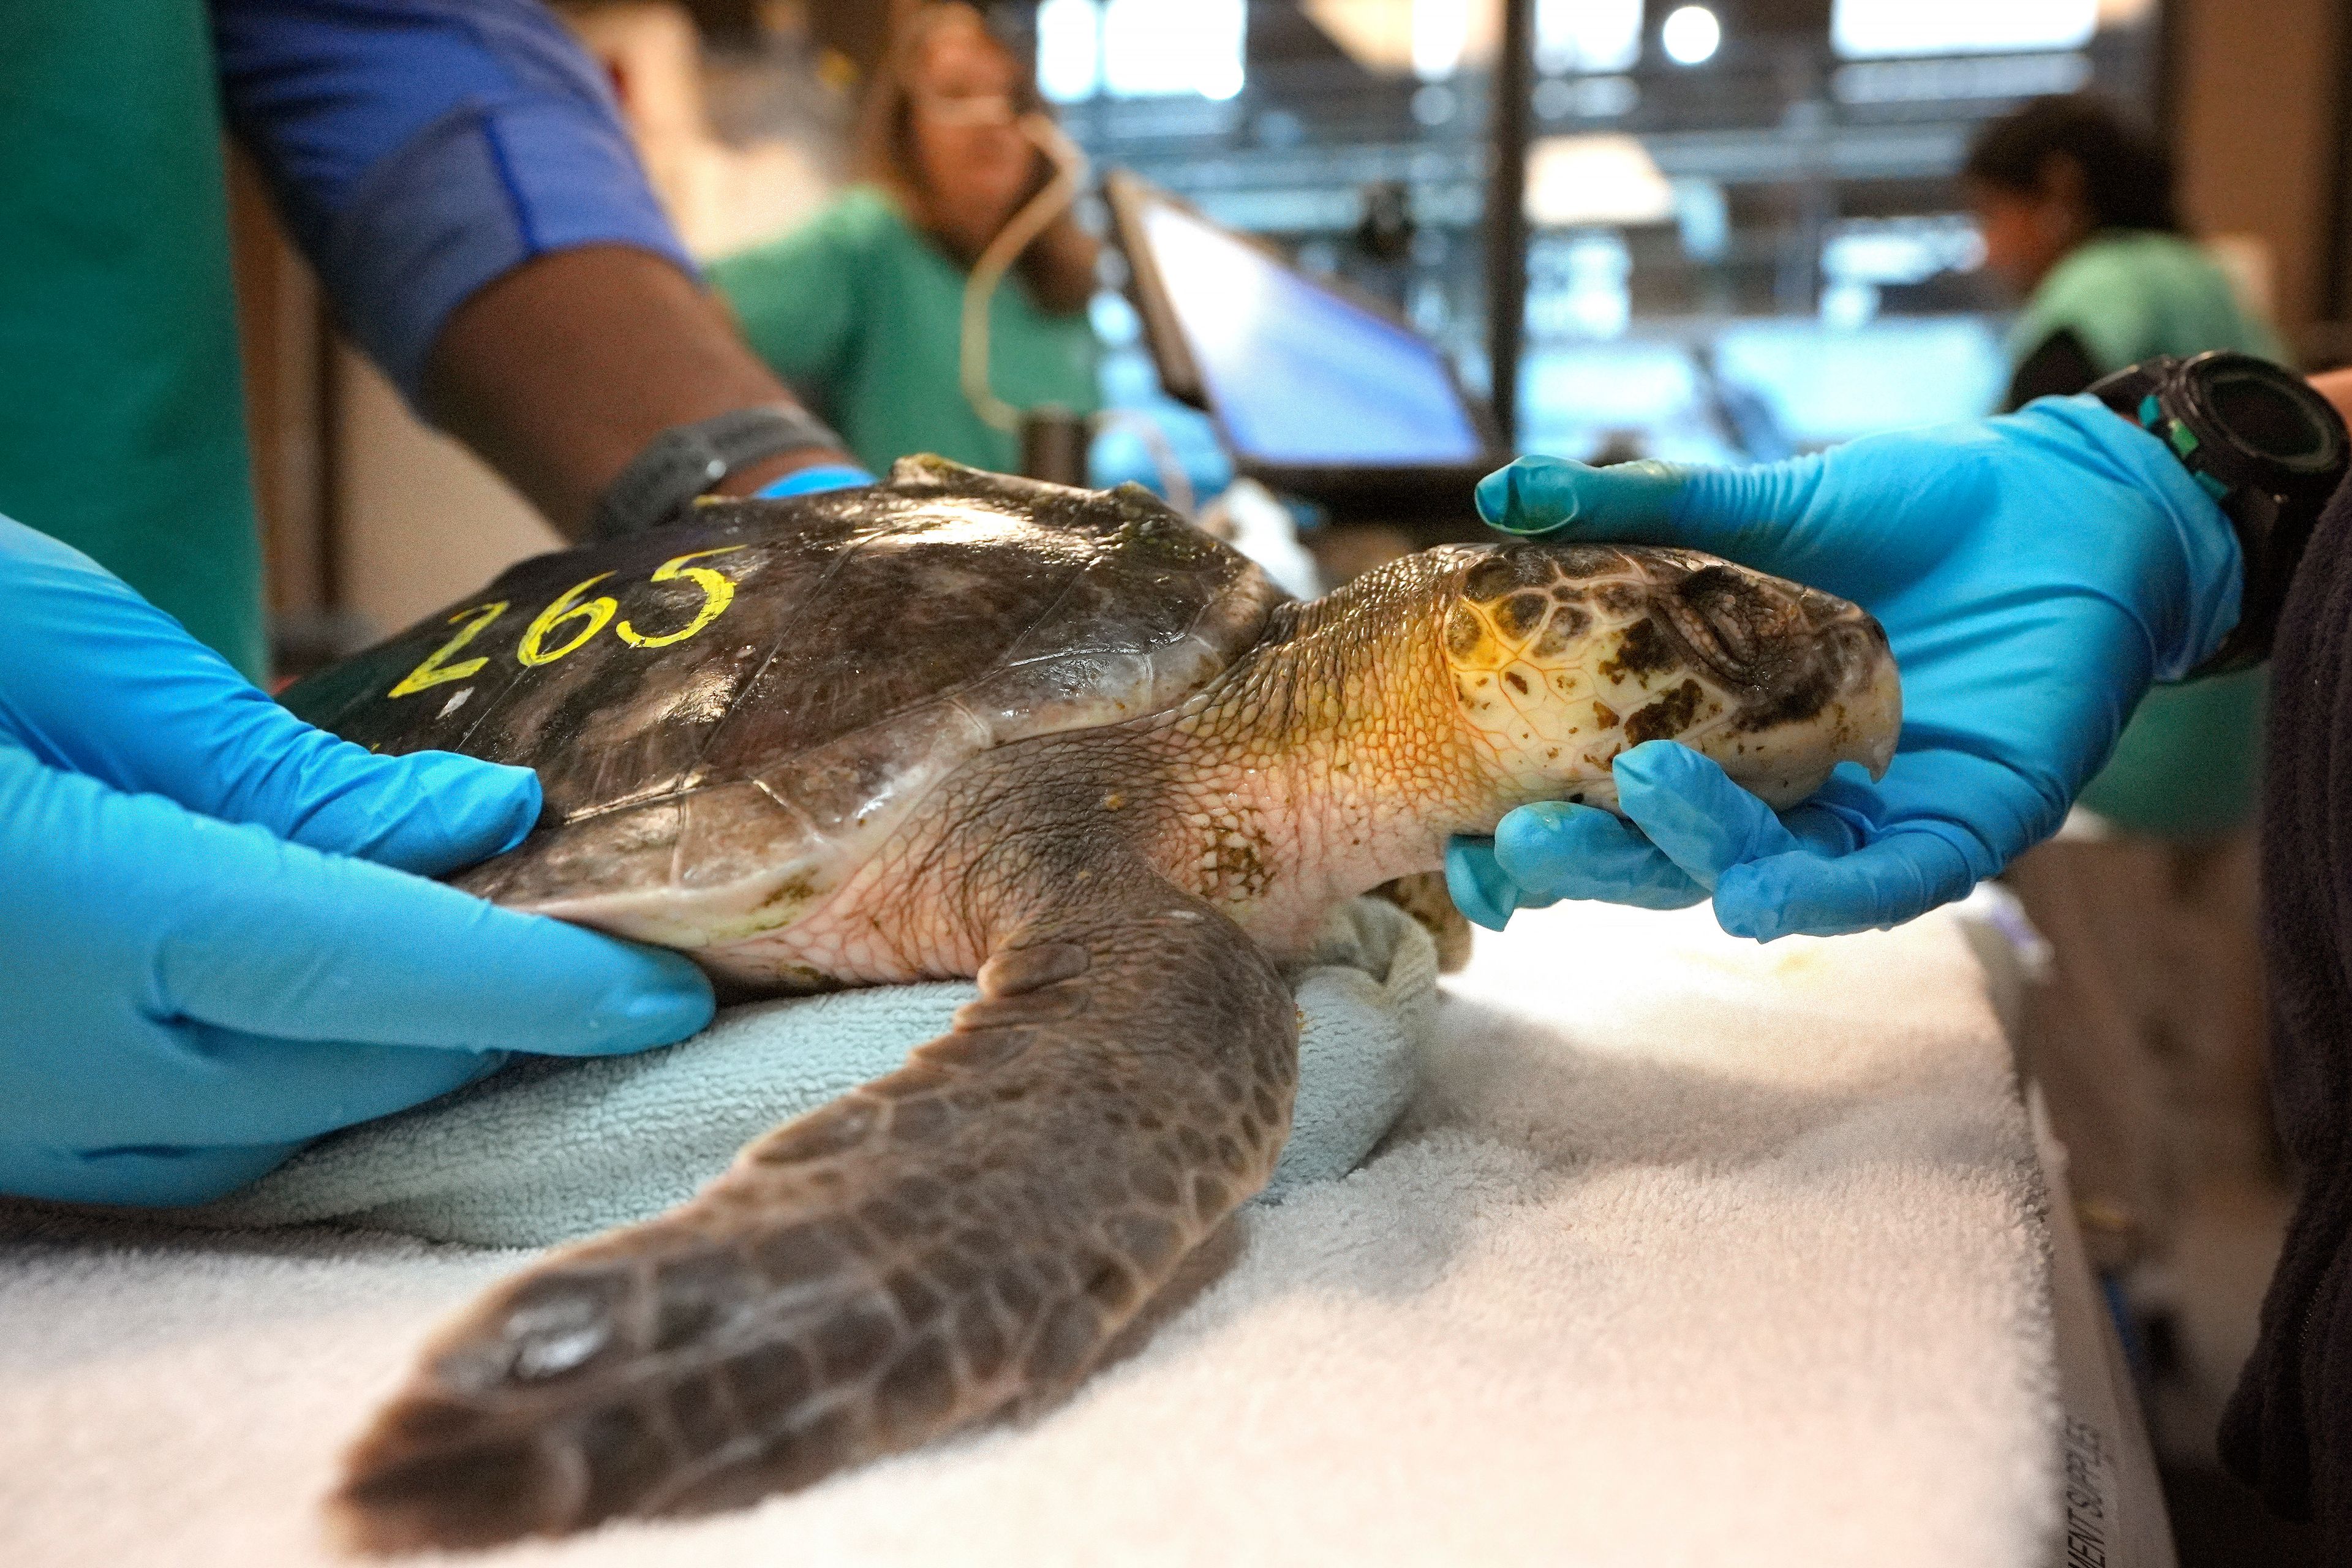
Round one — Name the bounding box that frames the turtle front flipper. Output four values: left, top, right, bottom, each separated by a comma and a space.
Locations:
331, 872, 1299, 1553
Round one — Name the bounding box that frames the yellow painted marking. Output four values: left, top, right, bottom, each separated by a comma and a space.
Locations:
518, 573, 617, 667
616, 547, 745, 649
387, 600, 508, 698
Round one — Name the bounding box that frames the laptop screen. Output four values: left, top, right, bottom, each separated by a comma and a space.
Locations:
1134, 198, 1486, 467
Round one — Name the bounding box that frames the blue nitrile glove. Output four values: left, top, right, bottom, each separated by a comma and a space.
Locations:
0, 518, 715, 1207
1446, 396, 2243, 940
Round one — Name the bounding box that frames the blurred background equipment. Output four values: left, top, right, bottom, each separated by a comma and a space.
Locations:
238, 0, 2352, 639
1107, 171, 1496, 533
1028, 0, 2160, 465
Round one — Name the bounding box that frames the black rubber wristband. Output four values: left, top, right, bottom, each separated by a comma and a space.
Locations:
590, 405, 848, 538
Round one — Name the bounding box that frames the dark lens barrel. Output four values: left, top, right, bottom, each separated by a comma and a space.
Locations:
2210, 368, 2329, 464
2179, 351, 2348, 489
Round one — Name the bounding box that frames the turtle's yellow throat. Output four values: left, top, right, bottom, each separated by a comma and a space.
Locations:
1147, 556, 1528, 944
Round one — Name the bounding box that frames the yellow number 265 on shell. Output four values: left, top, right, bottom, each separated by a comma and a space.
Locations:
386, 546, 746, 699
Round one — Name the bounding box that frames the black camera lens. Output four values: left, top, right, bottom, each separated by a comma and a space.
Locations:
2210, 367, 2331, 466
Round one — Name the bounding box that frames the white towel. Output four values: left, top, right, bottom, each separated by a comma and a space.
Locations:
190, 898, 1435, 1246
0, 901, 2057, 1568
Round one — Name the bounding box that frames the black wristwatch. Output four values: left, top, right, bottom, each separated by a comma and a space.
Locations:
2089, 350, 2349, 676
589, 405, 847, 538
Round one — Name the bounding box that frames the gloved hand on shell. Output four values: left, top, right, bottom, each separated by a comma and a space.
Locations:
0, 518, 712, 1207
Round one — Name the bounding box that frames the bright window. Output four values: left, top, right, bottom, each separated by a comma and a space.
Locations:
1035, 0, 1102, 104
1411, 0, 1474, 81
1102, 0, 1249, 100
1831, 0, 2098, 58
1534, 0, 1641, 74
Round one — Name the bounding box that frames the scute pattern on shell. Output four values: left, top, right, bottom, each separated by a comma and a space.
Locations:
280, 459, 1286, 943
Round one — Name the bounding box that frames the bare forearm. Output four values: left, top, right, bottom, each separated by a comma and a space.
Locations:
2313, 369, 2352, 433
420, 246, 846, 537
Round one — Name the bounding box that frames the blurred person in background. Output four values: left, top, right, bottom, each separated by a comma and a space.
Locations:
708, 3, 1101, 477
1968, 94, 2282, 413
1958, 94, 2288, 1290
1966, 94, 2277, 846
1966, 94, 2276, 844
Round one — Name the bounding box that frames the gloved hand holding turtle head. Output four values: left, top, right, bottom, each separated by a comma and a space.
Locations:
1450, 355, 2350, 942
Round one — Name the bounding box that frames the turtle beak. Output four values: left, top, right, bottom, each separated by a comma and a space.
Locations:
1830, 616, 1902, 783
1849, 655, 1901, 782
1776, 582, 1901, 785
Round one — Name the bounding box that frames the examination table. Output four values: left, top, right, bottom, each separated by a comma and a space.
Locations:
0, 899, 2163, 1567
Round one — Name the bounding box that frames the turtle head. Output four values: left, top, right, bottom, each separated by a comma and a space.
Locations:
1439, 541, 1900, 813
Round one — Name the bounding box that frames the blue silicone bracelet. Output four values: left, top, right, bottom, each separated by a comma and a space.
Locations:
753, 464, 876, 499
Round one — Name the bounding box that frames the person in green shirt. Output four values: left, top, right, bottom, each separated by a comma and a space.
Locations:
1965, 92, 2283, 841
709, 3, 1102, 477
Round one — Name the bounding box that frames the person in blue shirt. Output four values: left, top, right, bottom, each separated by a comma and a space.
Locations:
0, 0, 872, 1207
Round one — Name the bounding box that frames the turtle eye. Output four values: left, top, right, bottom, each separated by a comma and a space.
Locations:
1675, 566, 1789, 672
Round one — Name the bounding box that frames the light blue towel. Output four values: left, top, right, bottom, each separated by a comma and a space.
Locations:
197, 899, 1436, 1248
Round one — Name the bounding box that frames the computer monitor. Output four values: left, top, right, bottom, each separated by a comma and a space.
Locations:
1107, 173, 1497, 519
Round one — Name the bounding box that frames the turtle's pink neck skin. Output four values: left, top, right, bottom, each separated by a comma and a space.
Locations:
739, 540, 1898, 982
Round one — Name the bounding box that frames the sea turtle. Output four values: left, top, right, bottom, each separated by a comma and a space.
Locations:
285, 458, 1898, 1550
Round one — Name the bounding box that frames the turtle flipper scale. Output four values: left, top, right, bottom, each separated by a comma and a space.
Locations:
331, 874, 1298, 1553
